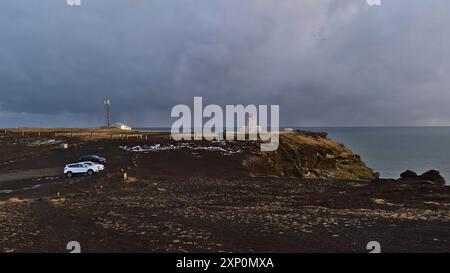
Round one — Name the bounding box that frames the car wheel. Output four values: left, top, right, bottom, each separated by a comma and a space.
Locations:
66, 172, 73, 178
87, 169, 94, 176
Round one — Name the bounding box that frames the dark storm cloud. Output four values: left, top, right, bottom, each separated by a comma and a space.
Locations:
1, 0, 450, 127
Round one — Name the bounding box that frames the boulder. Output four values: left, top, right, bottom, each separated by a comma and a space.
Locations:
419, 170, 446, 185
400, 170, 418, 179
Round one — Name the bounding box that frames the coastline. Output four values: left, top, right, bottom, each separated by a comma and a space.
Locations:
0, 128, 449, 252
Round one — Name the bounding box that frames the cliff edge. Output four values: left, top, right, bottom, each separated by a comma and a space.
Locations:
247, 131, 376, 180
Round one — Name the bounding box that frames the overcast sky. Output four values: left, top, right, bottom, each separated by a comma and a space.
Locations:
1, 0, 450, 127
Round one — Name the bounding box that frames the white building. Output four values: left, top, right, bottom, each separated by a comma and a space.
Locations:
113, 123, 132, 131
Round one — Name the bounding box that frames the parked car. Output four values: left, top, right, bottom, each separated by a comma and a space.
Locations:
78, 155, 106, 164
64, 163, 99, 178
81, 161, 105, 171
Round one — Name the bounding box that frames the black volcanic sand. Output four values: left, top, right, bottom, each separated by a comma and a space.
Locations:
0, 135, 449, 253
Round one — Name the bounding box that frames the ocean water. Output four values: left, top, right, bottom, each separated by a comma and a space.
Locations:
139, 127, 450, 183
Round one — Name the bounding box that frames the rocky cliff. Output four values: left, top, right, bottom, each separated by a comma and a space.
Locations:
247, 131, 377, 180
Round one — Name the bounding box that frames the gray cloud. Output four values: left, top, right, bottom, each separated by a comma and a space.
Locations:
1, 0, 450, 127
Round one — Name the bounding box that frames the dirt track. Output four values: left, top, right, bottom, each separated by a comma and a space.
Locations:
0, 168, 60, 183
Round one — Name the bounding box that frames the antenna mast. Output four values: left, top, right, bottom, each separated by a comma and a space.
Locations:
104, 99, 110, 127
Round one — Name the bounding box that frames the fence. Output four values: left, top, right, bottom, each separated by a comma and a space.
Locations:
1, 129, 155, 141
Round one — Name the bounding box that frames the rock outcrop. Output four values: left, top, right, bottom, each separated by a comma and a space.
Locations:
374, 169, 447, 186
400, 170, 418, 179
419, 170, 446, 185
247, 131, 376, 180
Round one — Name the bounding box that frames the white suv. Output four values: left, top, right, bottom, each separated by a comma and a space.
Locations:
64, 163, 99, 178
81, 161, 105, 171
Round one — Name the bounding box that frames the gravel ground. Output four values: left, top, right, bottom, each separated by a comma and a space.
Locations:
0, 136, 449, 253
